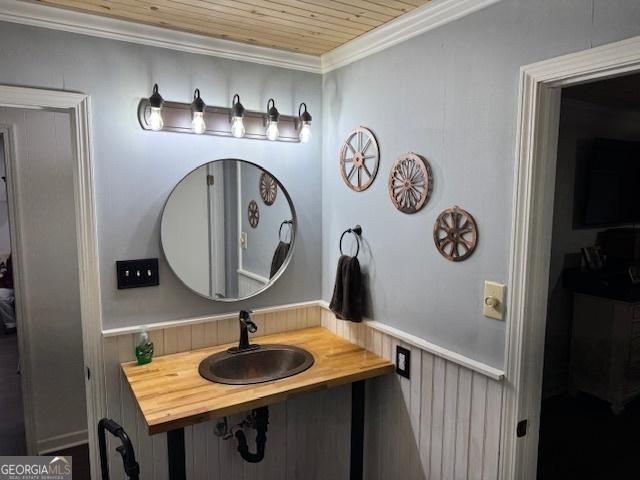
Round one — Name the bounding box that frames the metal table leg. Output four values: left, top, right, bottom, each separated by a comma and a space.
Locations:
167, 428, 186, 480
350, 380, 365, 480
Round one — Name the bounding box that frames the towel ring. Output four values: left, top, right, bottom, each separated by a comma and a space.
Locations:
279, 220, 293, 242
339, 224, 363, 258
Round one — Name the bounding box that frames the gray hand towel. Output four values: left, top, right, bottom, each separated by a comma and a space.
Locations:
340, 256, 363, 322
329, 255, 363, 322
329, 255, 349, 317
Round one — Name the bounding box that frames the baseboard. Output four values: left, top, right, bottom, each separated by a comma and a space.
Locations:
37, 429, 88, 455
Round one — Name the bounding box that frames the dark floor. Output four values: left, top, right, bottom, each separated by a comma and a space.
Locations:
51, 444, 90, 480
537, 392, 640, 479
0, 330, 26, 456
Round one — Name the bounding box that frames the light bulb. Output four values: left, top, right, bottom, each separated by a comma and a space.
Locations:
231, 116, 245, 138
266, 120, 279, 141
299, 123, 312, 143
149, 106, 163, 131
192, 111, 206, 134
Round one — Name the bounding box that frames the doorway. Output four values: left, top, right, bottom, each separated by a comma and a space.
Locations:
0, 130, 25, 457
0, 109, 88, 473
501, 36, 640, 479
537, 73, 640, 479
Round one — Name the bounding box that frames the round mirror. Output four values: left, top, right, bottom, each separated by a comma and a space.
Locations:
161, 159, 296, 301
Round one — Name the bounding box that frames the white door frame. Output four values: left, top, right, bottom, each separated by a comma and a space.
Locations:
0, 85, 103, 479
500, 35, 640, 479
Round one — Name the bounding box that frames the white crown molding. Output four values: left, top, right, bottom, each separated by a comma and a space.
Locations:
1, 0, 501, 75
0, 0, 322, 74
321, 0, 502, 73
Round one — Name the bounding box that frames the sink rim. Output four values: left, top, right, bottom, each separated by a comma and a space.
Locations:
198, 343, 315, 385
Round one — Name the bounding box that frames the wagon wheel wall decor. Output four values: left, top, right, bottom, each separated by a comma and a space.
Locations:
339, 127, 380, 192
248, 200, 260, 228
433, 206, 478, 262
388, 153, 432, 214
259, 172, 277, 206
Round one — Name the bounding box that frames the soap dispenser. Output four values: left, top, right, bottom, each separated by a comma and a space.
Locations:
135, 329, 154, 365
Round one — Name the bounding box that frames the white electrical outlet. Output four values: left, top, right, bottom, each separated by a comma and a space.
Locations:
483, 281, 506, 320
240, 232, 248, 250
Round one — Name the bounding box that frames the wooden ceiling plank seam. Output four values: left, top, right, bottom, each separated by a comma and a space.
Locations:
38, 0, 341, 50
364, 0, 431, 11
113, 0, 353, 45
324, 0, 411, 17
294, 0, 393, 23
189, 0, 366, 37
199, 0, 379, 31
263, 0, 382, 28
33, 0, 330, 54
368, 0, 427, 8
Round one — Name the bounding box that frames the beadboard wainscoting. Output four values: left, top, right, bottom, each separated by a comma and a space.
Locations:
102, 303, 355, 480
102, 302, 504, 479
319, 306, 505, 480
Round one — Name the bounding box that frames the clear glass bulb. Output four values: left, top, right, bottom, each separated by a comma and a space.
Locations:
266, 120, 279, 141
191, 111, 206, 134
299, 123, 312, 143
149, 106, 164, 131
231, 116, 245, 138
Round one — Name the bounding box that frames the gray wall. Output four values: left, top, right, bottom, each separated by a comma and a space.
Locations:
2, 0, 640, 366
322, 0, 640, 369
0, 22, 323, 330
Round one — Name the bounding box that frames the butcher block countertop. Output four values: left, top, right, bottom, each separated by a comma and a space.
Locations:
121, 326, 394, 434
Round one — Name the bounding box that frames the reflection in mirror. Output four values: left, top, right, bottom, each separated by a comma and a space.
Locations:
161, 159, 296, 301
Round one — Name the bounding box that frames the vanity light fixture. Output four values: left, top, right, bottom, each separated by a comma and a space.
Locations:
298, 103, 312, 143
265, 98, 280, 141
230, 94, 246, 138
138, 90, 305, 142
191, 89, 206, 134
148, 84, 164, 131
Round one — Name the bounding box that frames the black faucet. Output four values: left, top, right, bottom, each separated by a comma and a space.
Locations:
229, 310, 259, 353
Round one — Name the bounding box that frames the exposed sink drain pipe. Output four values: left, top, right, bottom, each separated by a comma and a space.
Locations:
215, 406, 270, 463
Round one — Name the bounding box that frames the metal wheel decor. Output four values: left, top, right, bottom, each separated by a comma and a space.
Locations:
388, 153, 432, 214
339, 127, 380, 192
433, 206, 478, 262
248, 200, 260, 228
259, 172, 277, 206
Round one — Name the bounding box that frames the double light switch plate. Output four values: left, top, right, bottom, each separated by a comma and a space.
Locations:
483, 281, 506, 320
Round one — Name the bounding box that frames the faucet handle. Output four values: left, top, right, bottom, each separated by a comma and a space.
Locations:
239, 310, 257, 333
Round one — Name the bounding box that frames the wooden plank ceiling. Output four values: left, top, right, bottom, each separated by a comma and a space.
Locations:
25, 0, 432, 55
